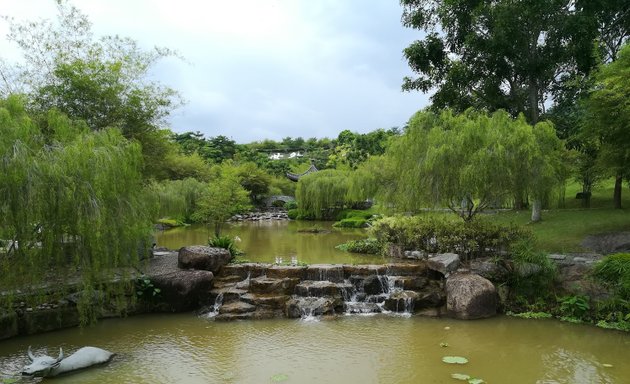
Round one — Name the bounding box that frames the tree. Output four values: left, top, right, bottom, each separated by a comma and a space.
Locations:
399, 0, 630, 125
1, 1, 180, 178
0, 96, 152, 321
192, 176, 251, 236
584, 43, 630, 209
295, 169, 353, 219
381, 109, 565, 221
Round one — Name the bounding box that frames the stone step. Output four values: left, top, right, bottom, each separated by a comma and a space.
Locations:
295, 280, 353, 298
211, 287, 248, 303
249, 277, 299, 295
219, 301, 256, 315
240, 293, 288, 309
220, 263, 267, 279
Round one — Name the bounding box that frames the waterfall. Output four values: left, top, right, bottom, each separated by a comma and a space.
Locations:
204, 292, 224, 319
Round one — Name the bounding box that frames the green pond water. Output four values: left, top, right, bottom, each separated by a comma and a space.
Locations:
0, 314, 628, 383
156, 221, 386, 264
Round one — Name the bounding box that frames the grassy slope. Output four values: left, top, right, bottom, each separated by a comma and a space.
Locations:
486, 179, 630, 253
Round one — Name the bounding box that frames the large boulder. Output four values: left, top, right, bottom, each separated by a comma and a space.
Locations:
149, 269, 214, 312
363, 275, 387, 295
178, 246, 231, 273
446, 273, 498, 320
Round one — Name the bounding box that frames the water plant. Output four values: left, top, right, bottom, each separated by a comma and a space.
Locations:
442, 356, 468, 364
335, 238, 382, 254
135, 276, 161, 299
208, 235, 242, 257
557, 295, 590, 319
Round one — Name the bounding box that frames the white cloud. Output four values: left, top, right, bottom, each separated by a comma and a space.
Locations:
0, 0, 429, 143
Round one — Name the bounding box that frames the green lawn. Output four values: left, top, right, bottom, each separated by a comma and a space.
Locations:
488, 208, 630, 253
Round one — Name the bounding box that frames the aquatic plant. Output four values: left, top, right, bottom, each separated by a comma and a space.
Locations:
442, 356, 468, 364
208, 235, 242, 257
335, 238, 383, 254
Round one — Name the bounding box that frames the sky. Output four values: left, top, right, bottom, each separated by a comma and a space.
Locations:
0, 0, 430, 143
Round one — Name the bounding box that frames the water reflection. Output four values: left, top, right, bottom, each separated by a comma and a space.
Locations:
1, 315, 628, 384
156, 221, 386, 264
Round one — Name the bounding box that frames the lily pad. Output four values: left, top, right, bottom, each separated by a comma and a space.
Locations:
468, 379, 485, 384
442, 356, 469, 364
271, 373, 289, 382
451, 373, 471, 381
602, 363, 613, 368
440, 342, 449, 347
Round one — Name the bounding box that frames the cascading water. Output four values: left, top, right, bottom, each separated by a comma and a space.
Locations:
204, 292, 224, 319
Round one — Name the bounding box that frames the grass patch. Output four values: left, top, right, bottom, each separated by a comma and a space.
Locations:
487, 209, 630, 253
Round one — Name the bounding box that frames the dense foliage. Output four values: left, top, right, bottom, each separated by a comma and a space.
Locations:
0, 96, 152, 320
371, 215, 528, 261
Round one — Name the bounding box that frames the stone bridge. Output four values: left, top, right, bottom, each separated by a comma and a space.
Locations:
264, 195, 295, 207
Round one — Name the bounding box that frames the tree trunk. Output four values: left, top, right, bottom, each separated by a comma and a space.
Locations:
614, 173, 623, 209
531, 199, 542, 222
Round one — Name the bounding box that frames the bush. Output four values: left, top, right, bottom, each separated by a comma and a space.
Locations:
336, 209, 373, 221
507, 238, 557, 299
592, 253, 630, 299
333, 217, 368, 228
336, 238, 383, 254
208, 235, 241, 257
287, 209, 299, 220
285, 200, 298, 210
371, 215, 528, 260
271, 199, 286, 208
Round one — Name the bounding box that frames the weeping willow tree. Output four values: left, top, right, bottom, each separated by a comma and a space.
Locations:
149, 178, 206, 223
295, 169, 355, 219
0, 96, 153, 323
380, 109, 566, 221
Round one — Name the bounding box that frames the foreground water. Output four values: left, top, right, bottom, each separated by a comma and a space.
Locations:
156, 220, 385, 264
0, 314, 628, 383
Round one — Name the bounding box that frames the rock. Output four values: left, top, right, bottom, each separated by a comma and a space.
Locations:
18, 306, 80, 335
446, 273, 498, 320
399, 276, 429, 291
469, 258, 509, 281
295, 281, 353, 298
414, 289, 445, 309
306, 265, 345, 282
221, 263, 267, 279
343, 265, 387, 277
219, 301, 256, 315
386, 243, 404, 258
178, 246, 232, 273
266, 266, 307, 279
385, 263, 427, 276
383, 291, 419, 312
285, 297, 338, 318
149, 269, 214, 312
427, 253, 460, 276
0, 311, 18, 340
240, 293, 289, 310
249, 277, 299, 295
363, 275, 387, 295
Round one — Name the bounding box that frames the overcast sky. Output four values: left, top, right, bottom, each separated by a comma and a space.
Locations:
0, 0, 429, 143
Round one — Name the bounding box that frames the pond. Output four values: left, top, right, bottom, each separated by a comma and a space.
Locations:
0, 314, 628, 383
156, 221, 385, 264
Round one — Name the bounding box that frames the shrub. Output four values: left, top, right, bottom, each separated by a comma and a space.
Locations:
336, 209, 373, 221
287, 209, 299, 220
333, 217, 368, 228
592, 253, 630, 299
208, 235, 241, 257
508, 238, 557, 298
336, 238, 383, 254
371, 215, 528, 260
271, 199, 286, 208
285, 200, 298, 210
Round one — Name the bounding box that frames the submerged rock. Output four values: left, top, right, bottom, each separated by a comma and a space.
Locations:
446, 273, 497, 320
285, 297, 338, 318
178, 246, 231, 273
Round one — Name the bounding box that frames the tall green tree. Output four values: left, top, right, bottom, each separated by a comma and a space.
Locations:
399, 0, 629, 125
192, 176, 251, 236
1, 1, 180, 178
584, 43, 630, 209
0, 96, 152, 320
295, 169, 353, 219
381, 109, 565, 221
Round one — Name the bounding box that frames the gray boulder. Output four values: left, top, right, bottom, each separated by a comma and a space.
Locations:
446, 273, 498, 320
178, 246, 231, 273
149, 269, 214, 312
427, 253, 460, 276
